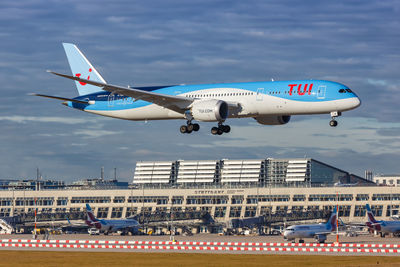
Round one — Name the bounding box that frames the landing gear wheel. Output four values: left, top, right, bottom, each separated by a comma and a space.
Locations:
329, 120, 338, 127
187, 123, 194, 132
211, 124, 231, 135
222, 125, 231, 133
180, 125, 188, 133
192, 123, 200, 132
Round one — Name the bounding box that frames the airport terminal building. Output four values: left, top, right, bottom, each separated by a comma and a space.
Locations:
0, 157, 399, 231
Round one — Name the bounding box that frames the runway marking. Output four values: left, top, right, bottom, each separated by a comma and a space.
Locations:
1, 242, 400, 254
1, 239, 400, 254
1, 239, 400, 249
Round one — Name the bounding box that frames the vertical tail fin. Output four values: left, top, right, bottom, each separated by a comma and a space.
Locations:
86, 203, 98, 223
327, 206, 337, 231
366, 204, 377, 223
365, 204, 381, 231
62, 43, 106, 96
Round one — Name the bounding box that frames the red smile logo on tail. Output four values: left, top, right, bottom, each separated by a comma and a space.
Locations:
75, 68, 92, 86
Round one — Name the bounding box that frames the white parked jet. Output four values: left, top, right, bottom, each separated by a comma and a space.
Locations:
283, 207, 337, 243
366, 204, 400, 237
34, 43, 361, 135
85, 204, 139, 235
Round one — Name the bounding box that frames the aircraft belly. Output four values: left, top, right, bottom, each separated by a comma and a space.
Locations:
86, 105, 184, 121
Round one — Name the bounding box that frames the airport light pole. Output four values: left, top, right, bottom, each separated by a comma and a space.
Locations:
256, 181, 260, 217
12, 187, 14, 217
34, 197, 37, 239
142, 184, 145, 235
170, 198, 174, 242
336, 192, 339, 244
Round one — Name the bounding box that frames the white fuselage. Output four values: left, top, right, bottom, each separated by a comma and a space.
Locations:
283, 224, 330, 241
81, 87, 360, 121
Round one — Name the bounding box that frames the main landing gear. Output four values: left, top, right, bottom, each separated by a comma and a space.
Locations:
180, 122, 200, 134
179, 119, 231, 135
329, 111, 341, 127
211, 123, 231, 135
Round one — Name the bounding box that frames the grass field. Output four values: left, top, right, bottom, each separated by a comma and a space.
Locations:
0, 251, 399, 267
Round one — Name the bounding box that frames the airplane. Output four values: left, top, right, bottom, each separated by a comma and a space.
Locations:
334, 181, 359, 187
283, 207, 337, 243
34, 43, 361, 135
85, 204, 139, 235
366, 204, 400, 237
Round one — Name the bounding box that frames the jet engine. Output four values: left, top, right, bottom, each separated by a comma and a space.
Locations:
255, 115, 291, 125
191, 100, 228, 122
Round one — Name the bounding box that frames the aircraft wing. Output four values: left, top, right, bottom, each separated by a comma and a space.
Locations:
48, 71, 194, 114
108, 222, 139, 232
314, 231, 331, 235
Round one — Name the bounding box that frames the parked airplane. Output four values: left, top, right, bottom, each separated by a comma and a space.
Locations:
34, 43, 361, 135
283, 207, 337, 243
85, 204, 139, 235
366, 204, 400, 237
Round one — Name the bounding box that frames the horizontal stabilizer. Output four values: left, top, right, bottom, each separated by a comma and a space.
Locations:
30, 93, 89, 104
47, 70, 195, 114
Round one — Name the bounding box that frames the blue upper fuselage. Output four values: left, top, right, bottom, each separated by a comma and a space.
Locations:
68, 80, 359, 111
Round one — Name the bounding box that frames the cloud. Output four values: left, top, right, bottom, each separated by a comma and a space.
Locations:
0, 116, 89, 124
367, 79, 387, 86
73, 129, 121, 138
187, 117, 400, 156
106, 16, 129, 24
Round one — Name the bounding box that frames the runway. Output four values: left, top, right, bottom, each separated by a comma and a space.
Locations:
1, 234, 399, 255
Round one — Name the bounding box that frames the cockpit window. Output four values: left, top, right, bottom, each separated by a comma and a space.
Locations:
339, 88, 353, 93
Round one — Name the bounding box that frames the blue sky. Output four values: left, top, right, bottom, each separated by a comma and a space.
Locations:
0, 0, 399, 182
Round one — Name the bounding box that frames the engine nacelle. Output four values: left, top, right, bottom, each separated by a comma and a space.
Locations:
191, 100, 228, 122
255, 115, 291, 125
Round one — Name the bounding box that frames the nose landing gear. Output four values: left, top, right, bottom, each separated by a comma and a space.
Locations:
211, 123, 231, 135
329, 111, 341, 127
329, 120, 338, 127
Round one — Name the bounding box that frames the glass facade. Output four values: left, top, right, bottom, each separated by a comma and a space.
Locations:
310, 160, 348, 184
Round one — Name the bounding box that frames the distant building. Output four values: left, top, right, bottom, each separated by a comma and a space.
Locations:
133, 158, 374, 186
374, 175, 400, 187
68, 178, 129, 189
0, 179, 65, 190
0, 157, 398, 226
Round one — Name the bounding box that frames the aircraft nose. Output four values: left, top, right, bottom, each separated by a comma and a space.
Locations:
283, 231, 289, 237
353, 96, 361, 108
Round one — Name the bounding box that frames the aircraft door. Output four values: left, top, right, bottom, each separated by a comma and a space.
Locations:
256, 88, 264, 101
317, 85, 326, 99
108, 94, 115, 107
